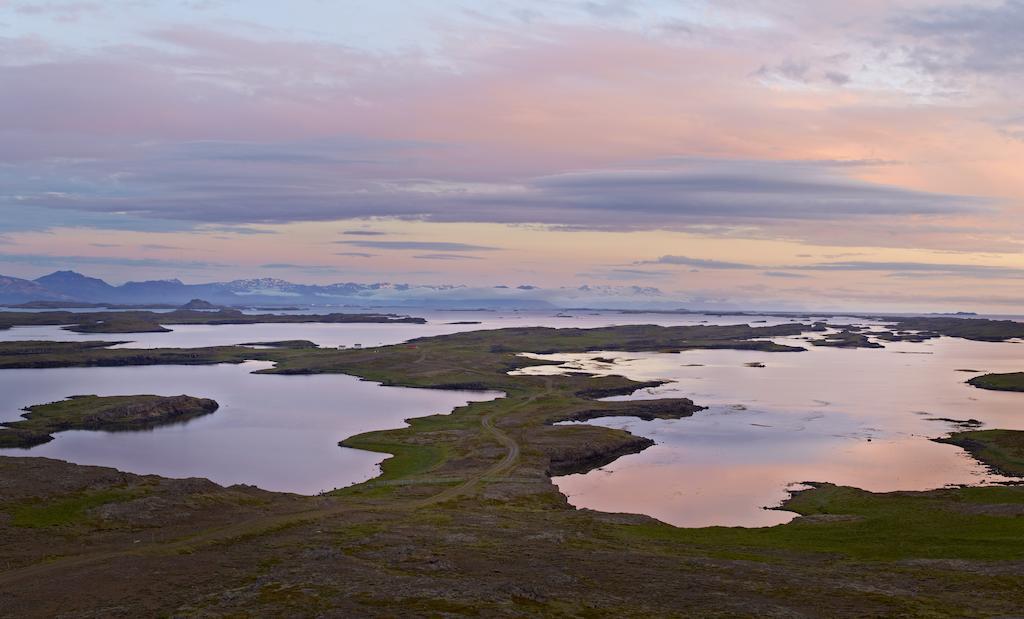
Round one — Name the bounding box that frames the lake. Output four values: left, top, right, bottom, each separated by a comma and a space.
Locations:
514, 335, 1024, 527
2, 312, 1021, 527
0, 310, 808, 497
0, 362, 500, 494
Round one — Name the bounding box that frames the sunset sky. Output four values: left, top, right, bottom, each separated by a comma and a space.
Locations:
2, 0, 1023, 311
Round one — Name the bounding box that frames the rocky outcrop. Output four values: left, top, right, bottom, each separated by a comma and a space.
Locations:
546, 433, 654, 477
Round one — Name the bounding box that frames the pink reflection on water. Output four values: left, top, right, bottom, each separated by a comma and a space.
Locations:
517, 336, 1022, 527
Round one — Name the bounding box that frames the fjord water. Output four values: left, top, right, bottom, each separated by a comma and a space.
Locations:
516, 336, 1024, 527
0, 362, 500, 494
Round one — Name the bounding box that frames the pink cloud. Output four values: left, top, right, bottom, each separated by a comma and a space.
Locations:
0, 10, 1020, 251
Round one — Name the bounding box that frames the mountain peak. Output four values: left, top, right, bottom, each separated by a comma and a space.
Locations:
0, 274, 72, 303
33, 270, 115, 301
35, 270, 109, 285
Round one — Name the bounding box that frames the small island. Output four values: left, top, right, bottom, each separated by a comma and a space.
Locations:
810, 329, 884, 349
239, 340, 320, 349
967, 372, 1024, 392
0, 395, 219, 448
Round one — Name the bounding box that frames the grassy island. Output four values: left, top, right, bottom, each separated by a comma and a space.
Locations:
0, 395, 219, 448
968, 372, 1024, 392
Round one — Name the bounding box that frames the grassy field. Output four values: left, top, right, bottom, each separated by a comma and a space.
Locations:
626, 483, 1024, 561
10, 488, 143, 527
2, 321, 1024, 615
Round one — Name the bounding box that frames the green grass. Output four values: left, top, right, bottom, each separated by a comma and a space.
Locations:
337, 404, 489, 483
968, 372, 1024, 392
958, 485, 1024, 503
616, 484, 1024, 561
342, 439, 448, 481
937, 430, 1024, 476
10, 489, 140, 527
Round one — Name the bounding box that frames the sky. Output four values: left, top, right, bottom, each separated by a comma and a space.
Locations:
1, 0, 1023, 311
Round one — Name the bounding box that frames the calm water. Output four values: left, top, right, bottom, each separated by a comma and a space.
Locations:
515, 336, 1024, 527
0, 310, 817, 348
0, 362, 500, 494
0, 311, 802, 495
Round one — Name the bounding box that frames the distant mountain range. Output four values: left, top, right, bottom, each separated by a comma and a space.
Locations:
0, 270, 671, 310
